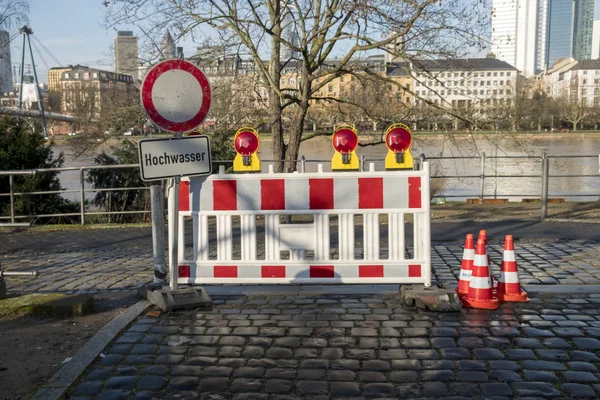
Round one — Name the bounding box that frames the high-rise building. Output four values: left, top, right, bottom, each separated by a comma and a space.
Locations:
0, 30, 13, 94
114, 31, 139, 79
160, 30, 177, 60
491, 0, 541, 77
492, 0, 598, 76
546, 0, 576, 68
592, 20, 600, 59
574, 0, 596, 60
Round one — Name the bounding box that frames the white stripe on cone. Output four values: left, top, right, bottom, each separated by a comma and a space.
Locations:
462, 249, 475, 259
499, 271, 519, 282
474, 254, 488, 266
469, 276, 491, 289
503, 250, 516, 262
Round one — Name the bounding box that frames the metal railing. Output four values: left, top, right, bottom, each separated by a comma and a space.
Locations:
1, 153, 598, 225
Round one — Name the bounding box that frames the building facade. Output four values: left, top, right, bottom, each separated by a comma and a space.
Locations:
545, 59, 600, 106
0, 30, 13, 94
412, 57, 518, 111
59, 65, 135, 116
114, 31, 140, 79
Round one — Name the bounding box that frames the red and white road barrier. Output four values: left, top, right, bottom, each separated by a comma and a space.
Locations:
176, 163, 432, 285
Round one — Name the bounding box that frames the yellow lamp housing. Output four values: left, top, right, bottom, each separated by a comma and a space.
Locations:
233, 127, 261, 173
384, 123, 414, 170
331, 124, 360, 171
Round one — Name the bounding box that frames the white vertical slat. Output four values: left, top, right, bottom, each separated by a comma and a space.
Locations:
290, 249, 305, 260
363, 213, 379, 261
197, 215, 208, 261
315, 214, 330, 261
217, 215, 232, 261
265, 215, 280, 261
339, 213, 354, 260
389, 212, 405, 261
178, 214, 185, 261
241, 214, 257, 262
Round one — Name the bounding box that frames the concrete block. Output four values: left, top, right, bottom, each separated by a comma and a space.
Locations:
400, 283, 462, 312
139, 284, 212, 312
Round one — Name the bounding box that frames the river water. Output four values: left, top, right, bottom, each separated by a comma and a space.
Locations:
54, 134, 600, 202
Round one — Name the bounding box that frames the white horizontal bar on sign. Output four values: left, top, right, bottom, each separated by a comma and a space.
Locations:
190, 261, 428, 266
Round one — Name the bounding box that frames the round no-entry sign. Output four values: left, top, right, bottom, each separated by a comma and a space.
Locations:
141, 59, 212, 133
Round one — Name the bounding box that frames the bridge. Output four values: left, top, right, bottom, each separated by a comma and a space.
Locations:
0, 107, 77, 123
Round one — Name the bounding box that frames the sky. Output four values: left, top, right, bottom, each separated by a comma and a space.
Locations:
6, 0, 600, 84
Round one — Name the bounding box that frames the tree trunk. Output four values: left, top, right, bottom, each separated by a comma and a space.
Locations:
537, 118, 541, 132
269, 2, 285, 172
284, 66, 311, 172
572, 121, 577, 131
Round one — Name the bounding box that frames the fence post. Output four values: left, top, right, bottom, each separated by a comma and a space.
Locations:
80, 168, 85, 225
479, 152, 486, 203
151, 182, 166, 284
9, 174, 15, 224
541, 152, 549, 219
418, 153, 426, 171
300, 155, 306, 173
360, 154, 365, 172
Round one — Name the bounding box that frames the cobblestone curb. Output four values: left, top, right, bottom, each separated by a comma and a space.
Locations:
32, 300, 150, 400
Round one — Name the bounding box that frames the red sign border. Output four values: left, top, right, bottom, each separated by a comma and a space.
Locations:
141, 59, 212, 133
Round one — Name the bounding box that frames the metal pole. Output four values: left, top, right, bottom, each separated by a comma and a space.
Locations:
479, 152, 486, 202
541, 152, 549, 219
419, 152, 426, 171
300, 155, 306, 173
17, 33, 26, 109
151, 182, 166, 284
80, 168, 85, 225
26, 33, 48, 138
9, 174, 15, 224
360, 154, 365, 172
168, 132, 182, 291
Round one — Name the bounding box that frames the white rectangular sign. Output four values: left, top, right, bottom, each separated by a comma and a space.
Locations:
138, 136, 212, 181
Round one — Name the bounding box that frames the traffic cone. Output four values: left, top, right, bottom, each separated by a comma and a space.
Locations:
462, 237, 499, 310
457, 234, 475, 298
497, 235, 529, 302
478, 229, 495, 289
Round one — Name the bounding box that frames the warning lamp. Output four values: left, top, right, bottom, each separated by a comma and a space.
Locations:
233, 127, 261, 173
384, 123, 414, 170
331, 124, 360, 171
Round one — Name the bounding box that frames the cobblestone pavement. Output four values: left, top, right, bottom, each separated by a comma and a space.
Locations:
3, 241, 600, 294
69, 293, 600, 399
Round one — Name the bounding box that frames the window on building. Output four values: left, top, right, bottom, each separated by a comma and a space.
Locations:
493, 90, 497, 95
507, 72, 511, 76
92, 72, 98, 79
74, 72, 80, 79
487, 81, 491, 86
440, 90, 445, 96
83, 72, 90, 80
64, 73, 70, 79
460, 72, 464, 77
500, 72, 504, 76
282, 79, 286, 84
460, 90, 464, 95
493, 72, 498, 77
583, 70, 587, 75
454, 73, 458, 77
328, 85, 333, 92
480, 90, 484, 95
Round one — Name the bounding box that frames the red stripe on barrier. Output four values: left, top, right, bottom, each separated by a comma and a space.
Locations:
408, 177, 421, 209
214, 266, 237, 278
309, 179, 334, 209
261, 179, 285, 210
262, 265, 286, 278
408, 264, 421, 277
310, 265, 334, 278
213, 180, 237, 210
179, 181, 190, 212
359, 265, 384, 278
358, 178, 383, 209
178, 265, 190, 278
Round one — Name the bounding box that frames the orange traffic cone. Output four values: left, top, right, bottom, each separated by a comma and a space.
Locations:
479, 229, 495, 289
462, 237, 499, 310
457, 234, 475, 298
497, 235, 529, 302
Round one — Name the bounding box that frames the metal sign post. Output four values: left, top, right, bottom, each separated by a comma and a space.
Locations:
139, 59, 213, 311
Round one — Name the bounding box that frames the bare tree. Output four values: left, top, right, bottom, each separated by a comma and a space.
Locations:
0, 0, 28, 29
104, 0, 489, 171
555, 94, 591, 132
